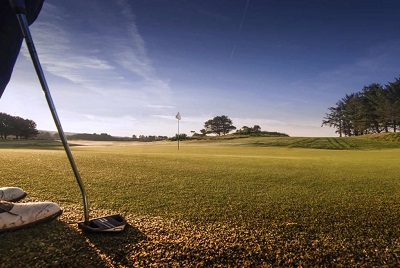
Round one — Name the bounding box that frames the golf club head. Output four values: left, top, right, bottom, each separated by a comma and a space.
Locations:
78, 214, 126, 233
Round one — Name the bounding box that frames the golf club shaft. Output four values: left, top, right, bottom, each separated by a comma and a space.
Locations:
13, 10, 90, 222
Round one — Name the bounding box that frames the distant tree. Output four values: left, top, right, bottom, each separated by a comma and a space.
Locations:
322, 101, 345, 137
361, 83, 385, 133
204, 115, 236, 136
253, 125, 261, 133
240, 126, 250, 134
0, 113, 38, 139
176, 133, 187, 140
323, 78, 400, 136
384, 78, 400, 132
169, 133, 187, 141
343, 93, 364, 136
36, 131, 52, 140
134, 135, 168, 142
68, 133, 114, 141
19, 119, 39, 139
200, 129, 207, 136
0, 112, 14, 139
237, 125, 262, 135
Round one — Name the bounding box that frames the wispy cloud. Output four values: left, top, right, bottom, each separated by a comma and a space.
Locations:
144, 104, 175, 109
110, 0, 171, 94
16, 0, 175, 132
26, 0, 171, 98
151, 114, 176, 120
27, 20, 117, 92
151, 114, 208, 123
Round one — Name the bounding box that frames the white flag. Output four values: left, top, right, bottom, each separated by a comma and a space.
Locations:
175, 112, 181, 120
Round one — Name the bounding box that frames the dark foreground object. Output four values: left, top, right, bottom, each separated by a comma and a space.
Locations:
78, 214, 126, 233
9, 0, 128, 233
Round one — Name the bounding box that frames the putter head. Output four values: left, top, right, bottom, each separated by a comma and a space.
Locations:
78, 214, 126, 233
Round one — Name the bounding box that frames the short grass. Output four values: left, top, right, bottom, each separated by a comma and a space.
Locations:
199, 134, 400, 150
1, 137, 400, 266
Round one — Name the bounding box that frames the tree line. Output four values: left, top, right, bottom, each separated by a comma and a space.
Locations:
199, 115, 288, 137
0, 112, 39, 139
322, 78, 400, 137
50, 132, 168, 142
1, 112, 288, 141
132, 135, 168, 142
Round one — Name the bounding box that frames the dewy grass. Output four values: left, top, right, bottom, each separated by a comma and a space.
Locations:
1, 140, 400, 266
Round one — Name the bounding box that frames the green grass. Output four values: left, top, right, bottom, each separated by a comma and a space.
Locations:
202, 135, 400, 150
1, 137, 400, 266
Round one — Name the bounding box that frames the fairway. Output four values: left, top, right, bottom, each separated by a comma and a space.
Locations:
1, 140, 400, 266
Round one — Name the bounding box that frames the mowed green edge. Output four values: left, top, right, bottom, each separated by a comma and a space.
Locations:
1, 137, 400, 266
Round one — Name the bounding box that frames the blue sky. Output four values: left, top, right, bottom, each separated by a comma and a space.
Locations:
2, 0, 400, 137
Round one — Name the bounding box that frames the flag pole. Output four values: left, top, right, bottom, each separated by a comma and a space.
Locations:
175, 112, 181, 150
177, 119, 180, 150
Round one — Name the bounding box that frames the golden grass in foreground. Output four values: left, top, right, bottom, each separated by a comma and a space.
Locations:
1, 141, 400, 266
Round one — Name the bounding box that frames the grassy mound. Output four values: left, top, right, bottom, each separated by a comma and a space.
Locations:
247, 136, 400, 150
362, 132, 400, 142
185, 134, 400, 150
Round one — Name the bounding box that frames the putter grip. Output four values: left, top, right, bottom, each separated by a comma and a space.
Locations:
9, 0, 26, 14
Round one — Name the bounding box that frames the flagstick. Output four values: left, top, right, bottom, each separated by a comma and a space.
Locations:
175, 112, 181, 150
177, 118, 180, 150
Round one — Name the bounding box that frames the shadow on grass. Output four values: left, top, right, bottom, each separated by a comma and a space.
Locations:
83, 223, 147, 267
0, 219, 145, 267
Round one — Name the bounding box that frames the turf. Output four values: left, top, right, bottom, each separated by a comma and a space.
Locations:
1, 137, 400, 266
203, 135, 400, 150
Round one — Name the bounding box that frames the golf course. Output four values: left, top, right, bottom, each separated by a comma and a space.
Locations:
1, 135, 400, 267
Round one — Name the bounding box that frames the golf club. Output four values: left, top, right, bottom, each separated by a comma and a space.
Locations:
9, 0, 126, 233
